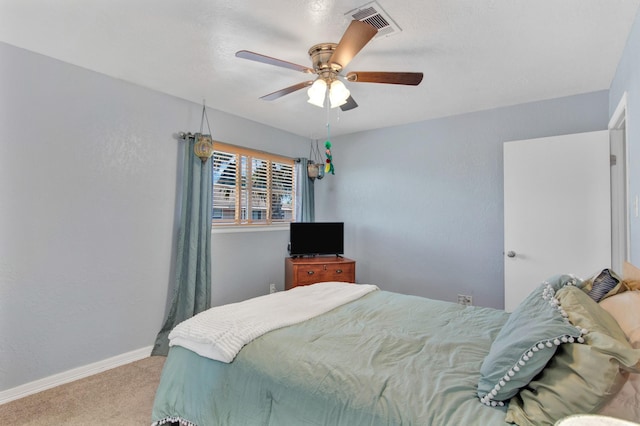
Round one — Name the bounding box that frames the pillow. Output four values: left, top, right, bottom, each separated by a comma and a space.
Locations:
598, 370, 640, 423
622, 261, 640, 291
599, 290, 640, 347
582, 268, 627, 302
505, 286, 640, 426
598, 291, 640, 422
477, 275, 585, 406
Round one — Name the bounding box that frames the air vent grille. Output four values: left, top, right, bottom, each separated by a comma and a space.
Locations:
346, 1, 401, 38
352, 7, 378, 22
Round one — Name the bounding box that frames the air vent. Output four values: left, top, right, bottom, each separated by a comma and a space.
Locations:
345, 1, 401, 38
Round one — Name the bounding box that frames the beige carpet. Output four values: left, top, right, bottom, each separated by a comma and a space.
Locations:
0, 356, 165, 426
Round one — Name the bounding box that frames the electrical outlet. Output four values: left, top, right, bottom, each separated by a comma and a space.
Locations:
457, 294, 473, 306
269, 283, 277, 294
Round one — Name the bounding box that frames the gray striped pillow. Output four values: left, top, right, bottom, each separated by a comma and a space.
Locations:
586, 269, 620, 302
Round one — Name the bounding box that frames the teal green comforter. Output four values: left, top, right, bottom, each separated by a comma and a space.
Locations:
152, 290, 511, 425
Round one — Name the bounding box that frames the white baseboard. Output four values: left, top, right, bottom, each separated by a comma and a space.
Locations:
0, 345, 153, 405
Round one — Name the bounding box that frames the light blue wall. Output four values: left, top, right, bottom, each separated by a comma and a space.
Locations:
0, 42, 305, 392
610, 6, 640, 266
315, 91, 610, 309
212, 229, 291, 305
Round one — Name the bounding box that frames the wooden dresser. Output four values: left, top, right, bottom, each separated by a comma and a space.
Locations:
285, 256, 356, 290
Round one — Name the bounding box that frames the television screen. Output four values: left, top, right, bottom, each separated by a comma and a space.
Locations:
289, 222, 344, 256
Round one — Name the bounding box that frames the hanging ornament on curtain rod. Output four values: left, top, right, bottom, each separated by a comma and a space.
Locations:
194, 101, 215, 162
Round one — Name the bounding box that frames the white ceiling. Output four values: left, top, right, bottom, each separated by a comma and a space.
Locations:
1, 0, 639, 138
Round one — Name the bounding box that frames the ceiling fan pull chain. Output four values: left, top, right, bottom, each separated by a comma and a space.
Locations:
326, 92, 331, 121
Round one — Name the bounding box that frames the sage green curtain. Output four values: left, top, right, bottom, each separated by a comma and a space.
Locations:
152, 134, 212, 356
295, 158, 315, 222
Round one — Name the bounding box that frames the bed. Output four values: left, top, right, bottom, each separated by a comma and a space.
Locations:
151, 270, 640, 426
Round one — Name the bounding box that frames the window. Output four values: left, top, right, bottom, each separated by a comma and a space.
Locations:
212, 142, 295, 226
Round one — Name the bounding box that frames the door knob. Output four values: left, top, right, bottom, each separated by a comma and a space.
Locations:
506, 251, 516, 258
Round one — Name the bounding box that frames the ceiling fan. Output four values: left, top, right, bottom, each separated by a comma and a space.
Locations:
235, 20, 423, 111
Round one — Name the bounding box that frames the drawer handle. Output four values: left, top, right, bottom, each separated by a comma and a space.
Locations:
307, 271, 315, 275
336, 269, 343, 274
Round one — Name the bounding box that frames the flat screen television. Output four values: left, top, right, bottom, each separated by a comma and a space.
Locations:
288, 222, 344, 257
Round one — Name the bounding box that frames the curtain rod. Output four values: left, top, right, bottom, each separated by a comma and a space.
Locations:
178, 132, 197, 141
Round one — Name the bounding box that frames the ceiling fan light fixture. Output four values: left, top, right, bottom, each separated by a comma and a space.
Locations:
307, 79, 327, 107
329, 80, 350, 108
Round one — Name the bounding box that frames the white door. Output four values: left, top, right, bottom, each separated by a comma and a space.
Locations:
504, 131, 611, 312
609, 93, 629, 274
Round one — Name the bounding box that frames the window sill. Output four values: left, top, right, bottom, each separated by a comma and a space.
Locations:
212, 224, 289, 234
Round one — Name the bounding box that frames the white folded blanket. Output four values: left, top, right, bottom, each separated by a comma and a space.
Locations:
168, 281, 379, 363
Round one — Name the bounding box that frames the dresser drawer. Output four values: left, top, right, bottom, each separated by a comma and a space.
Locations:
285, 257, 356, 290
295, 263, 355, 285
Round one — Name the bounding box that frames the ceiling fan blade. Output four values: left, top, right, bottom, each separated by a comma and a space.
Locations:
260, 81, 313, 101
339, 96, 358, 111
346, 71, 424, 86
329, 20, 378, 70
236, 50, 314, 74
